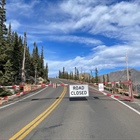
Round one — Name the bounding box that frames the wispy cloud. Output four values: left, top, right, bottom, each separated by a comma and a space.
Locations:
6, 0, 140, 40
6, 0, 39, 18
47, 35, 102, 46
6, 0, 140, 77
46, 42, 140, 77
6, 20, 21, 31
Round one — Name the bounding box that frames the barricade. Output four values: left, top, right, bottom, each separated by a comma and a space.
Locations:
23, 85, 31, 92
0, 83, 68, 103
102, 80, 134, 102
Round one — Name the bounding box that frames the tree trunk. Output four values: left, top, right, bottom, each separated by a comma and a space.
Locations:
21, 32, 26, 84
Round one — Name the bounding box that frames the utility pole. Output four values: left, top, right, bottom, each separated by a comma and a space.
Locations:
126, 52, 129, 81
125, 52, 133, 101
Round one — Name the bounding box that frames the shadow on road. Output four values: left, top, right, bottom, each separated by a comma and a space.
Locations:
69, 97, 87, 101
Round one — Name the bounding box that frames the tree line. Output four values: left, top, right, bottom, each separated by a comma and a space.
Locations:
0, 0, 48, 86
58, 67, 133, 93
58, 67, 100, 83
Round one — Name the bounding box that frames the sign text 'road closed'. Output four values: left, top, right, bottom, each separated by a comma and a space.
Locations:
69, 85, 89, 97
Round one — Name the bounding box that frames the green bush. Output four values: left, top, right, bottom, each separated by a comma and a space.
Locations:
0, 88, 13, 97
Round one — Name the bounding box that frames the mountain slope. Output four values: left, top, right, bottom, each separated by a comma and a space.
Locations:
100, 69, 140, 85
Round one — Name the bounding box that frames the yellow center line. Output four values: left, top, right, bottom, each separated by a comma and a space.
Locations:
9, 86, 67, 140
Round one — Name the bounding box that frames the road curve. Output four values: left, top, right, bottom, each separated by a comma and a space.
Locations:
0, 78, 140, 140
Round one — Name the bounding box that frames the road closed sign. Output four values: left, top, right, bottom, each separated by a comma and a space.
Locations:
69, 84, 89, 98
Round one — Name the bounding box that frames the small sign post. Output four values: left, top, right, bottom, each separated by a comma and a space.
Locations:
98, 83, 104, 91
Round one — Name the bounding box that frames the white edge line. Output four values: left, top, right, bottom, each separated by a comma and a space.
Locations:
110, 96, 140, 115
90, 86, 140, 116
0, 87, 48, 109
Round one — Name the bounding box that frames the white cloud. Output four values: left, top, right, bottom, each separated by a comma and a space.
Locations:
58, 1, 140, 40
6, 20, 21, 31
47, 42, 140, 77
6, 0, 140, 42
47, 35, 102, 46
110, 2, 140, 26
6, 0, 140, 77
6, 0, 39, 18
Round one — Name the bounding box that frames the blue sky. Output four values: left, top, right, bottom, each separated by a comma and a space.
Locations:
6, 0, 140, 77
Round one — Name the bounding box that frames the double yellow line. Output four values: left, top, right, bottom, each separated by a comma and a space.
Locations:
9, 86, 67, 140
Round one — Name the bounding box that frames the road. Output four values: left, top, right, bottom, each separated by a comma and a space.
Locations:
0, 79, 140, 140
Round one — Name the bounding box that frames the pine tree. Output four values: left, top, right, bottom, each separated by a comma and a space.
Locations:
74, 67, 77, 80
77, 69, 79, 81
107, 74, 109, 82
0, 0, 7, 46
59, 70, 61, 78
45, 63, 48, 80
62, 67, 65, 79
1, 60, 15, 85
11, 32, 23, 83
106, 74, 110, 87
5, 23, 12, 61
103, 75, 105, 84
32, 42, 39, 83
25, 46, 32, 80
95, 67, 99, 83
0, 1, 48, 85
71, 71, 74, 80
38, 46, 44, 77
0, 0, 7, 75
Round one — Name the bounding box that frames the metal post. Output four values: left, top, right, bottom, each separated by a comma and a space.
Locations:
126, 52, 129, 81
126, 52, 134, 101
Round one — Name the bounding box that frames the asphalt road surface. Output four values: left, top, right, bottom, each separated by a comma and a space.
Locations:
0, 79, 140, 140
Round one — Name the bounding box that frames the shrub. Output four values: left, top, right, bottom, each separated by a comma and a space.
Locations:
0, 88, 13, 97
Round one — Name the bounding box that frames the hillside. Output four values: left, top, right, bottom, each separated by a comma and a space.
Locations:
100, 69, 140, 85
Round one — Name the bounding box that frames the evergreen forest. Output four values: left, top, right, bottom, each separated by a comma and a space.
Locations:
0, 0, 48, 86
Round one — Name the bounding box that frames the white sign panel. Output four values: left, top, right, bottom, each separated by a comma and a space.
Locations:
98, 83, 104, 91
53, 83, 57, 88
69, 85, 89, 97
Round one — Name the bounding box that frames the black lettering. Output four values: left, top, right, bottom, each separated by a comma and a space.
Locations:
84, 91, 87, 95
73, 86, 76, 90
81, 86, 84, 90
76, 91, 79, 95
71, 91, 73, 95
70, 90, 88, 96
73, 86, 85, 90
